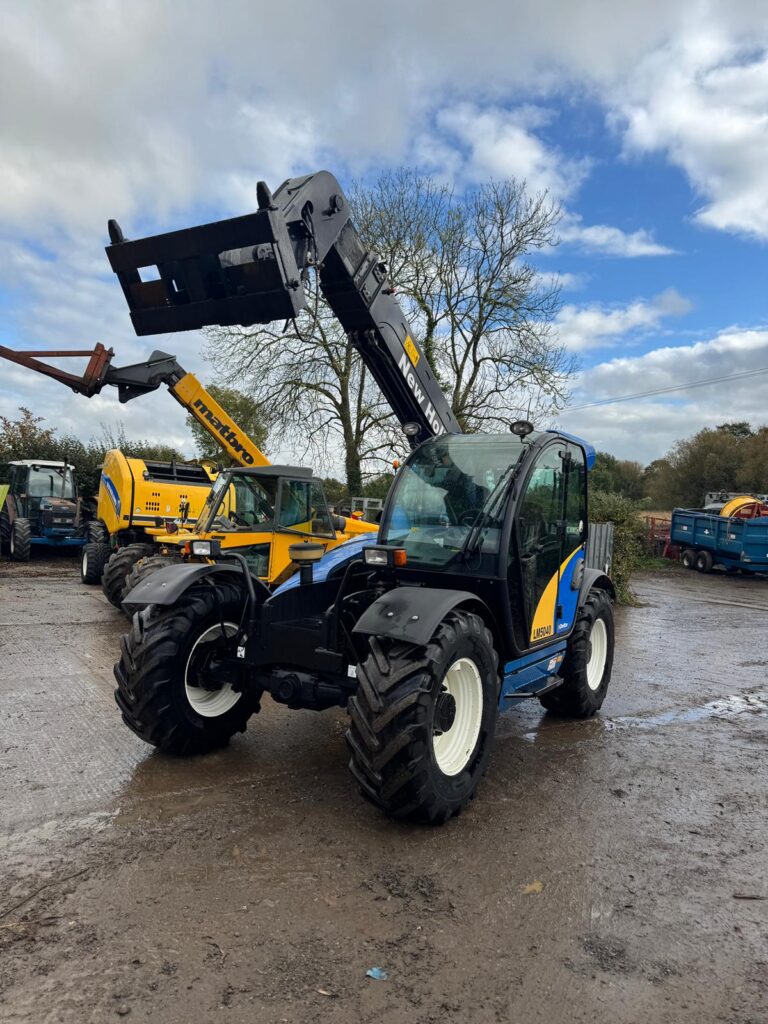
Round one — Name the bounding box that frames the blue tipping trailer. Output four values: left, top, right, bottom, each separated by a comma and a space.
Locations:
671, 508, 768, 575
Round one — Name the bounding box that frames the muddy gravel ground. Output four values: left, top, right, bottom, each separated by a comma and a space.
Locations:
1, 556, 767, 1023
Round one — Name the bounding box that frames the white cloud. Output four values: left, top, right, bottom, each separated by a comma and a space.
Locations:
559, 215, 675, 256
428, 104, 590, 199
610, 32, 768, 239
555, 326, 768, 462
555, 288, 692, 352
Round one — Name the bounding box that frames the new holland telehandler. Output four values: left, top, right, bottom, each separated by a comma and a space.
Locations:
103, 169, 614, 824
0, 343, 376, 608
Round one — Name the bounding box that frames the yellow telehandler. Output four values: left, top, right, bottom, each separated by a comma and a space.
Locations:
0, 343, 376, 607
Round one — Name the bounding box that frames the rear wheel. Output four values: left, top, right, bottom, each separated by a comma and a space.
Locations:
124, 552, 184, 599
540, 588, 614, 718
86, 520, 109, 544
346, 609, 499, 824
81, 542, 111, 584
9, 518, 32, 562
114, 578, 261, 754
102, 543, 154, 608
681, 547, 696, 569
695, 550, 714, 574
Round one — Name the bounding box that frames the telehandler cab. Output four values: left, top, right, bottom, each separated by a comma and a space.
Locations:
105, 169, 614, 823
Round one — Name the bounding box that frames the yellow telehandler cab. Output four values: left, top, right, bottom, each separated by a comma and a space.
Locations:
0, 343, 376, 607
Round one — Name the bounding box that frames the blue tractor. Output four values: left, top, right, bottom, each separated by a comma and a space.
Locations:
0, 460, 94, 560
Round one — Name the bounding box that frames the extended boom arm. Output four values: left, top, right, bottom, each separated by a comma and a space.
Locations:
0, 343, 268, 468
105, 171, 462, 442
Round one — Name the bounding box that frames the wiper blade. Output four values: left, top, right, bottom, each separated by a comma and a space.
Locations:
460, 462, 520, 560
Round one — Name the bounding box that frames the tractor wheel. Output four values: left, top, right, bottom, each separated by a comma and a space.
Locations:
540, 588, 614, 718
695, 550, 714, 574
86, 519, 109, 544
681, 548, 696, 569
124, 552, 184, 600
114, 578, 261, 754
9, 518, 32, 562
346, 609, 499, 824
81, 542, 111, 584
102, 543, 155, 608
0, 508, 10, 553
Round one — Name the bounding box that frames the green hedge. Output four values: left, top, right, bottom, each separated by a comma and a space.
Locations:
590, 489, 644, 604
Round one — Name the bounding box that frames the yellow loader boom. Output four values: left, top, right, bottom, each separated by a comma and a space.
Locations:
0, 343, 269, 470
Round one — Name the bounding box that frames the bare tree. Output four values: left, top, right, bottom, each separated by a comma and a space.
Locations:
352, 169, 573, 431
203, 170, 573, 492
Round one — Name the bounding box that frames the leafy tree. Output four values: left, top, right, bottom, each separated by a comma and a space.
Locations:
184, 384, 268, 462
591, 452, 646, 500
646, 425, 754, 508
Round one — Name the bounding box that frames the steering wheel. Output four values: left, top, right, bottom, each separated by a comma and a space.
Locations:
230, 510, 254, 528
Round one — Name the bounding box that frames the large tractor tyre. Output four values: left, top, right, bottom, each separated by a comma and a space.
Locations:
346, 609, 499, 825
101, 543, 155, 608
9, 518, 32, 562
540, 588, 614, 718
695, 550, 714, 574
86, 519, 109, 544
124, 552, 184, 601
114, 578, 261, 754
681, 547, 696, 570
81, 542, 112, 584
0, 508, 10, 553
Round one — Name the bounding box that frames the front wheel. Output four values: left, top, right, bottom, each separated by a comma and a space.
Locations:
540, 588, 614, 718
346, 609, 499, 824
114, 578, 261, 754
681, 547, 696, 569
102, 543, 155, 608
10, 518, 32, 562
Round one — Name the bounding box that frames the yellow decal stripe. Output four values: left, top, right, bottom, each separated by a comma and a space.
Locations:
528, 544, 584, 644
404, 335, 420, 367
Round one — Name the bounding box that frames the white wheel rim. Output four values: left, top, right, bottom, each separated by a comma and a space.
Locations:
82, 549, 89, 574
432, 657, 484, 777
586, 617, 608, 691
184, 621, 241, 718
9, 530, 14, 553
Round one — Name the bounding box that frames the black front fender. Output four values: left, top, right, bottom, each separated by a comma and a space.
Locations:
352, 587, 490, 647
122, 562, 262, 610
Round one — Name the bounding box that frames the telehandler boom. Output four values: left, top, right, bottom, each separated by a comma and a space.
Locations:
104, 169, 615, 824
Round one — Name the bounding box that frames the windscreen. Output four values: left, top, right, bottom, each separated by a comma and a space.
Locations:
199, 472, 277, 533
380, 434, 531, 567
28, 466, 75, 499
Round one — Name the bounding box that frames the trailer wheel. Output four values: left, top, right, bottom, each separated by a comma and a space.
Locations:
81, 542, 112, 584
9, 518, 32, 562
681, 548, 696, 569
346, 609, 499, 824
124, 552, 184, 599
695, 550, 714, 574
540, 588, 614, 718
114, 578, 261, 754
86, 520, 109, 544
102, 543, 154, 608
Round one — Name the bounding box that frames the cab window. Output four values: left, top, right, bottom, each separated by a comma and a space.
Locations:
277, 479, 334, 538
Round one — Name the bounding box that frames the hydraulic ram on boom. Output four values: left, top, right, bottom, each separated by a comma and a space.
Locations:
104, 170, 462, 443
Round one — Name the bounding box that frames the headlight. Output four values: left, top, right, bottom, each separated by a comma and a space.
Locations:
363, 546, 407, 567
190, 540, 221, 557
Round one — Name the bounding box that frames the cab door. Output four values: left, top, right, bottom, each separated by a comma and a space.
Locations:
516, 445, 566, 645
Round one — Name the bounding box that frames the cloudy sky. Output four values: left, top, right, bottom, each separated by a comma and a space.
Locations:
0, 0, 766, 469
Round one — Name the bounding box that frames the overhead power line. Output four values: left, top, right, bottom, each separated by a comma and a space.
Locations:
566, 365, 768, 412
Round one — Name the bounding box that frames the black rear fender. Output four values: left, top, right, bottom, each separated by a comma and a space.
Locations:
352, 587, 495, 647
122, 562, 267, 610
579, 568, 615, 605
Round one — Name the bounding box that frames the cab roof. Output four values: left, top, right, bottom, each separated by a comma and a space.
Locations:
10, 460, 75, 470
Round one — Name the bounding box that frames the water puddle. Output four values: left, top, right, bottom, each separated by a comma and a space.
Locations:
605, 689, 768, 731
